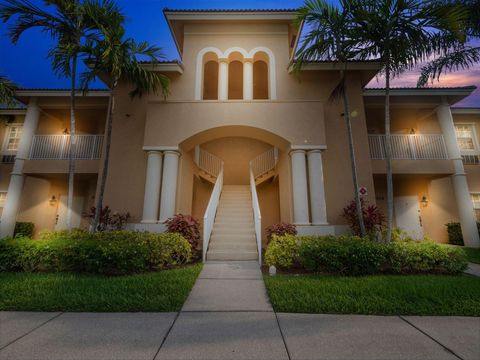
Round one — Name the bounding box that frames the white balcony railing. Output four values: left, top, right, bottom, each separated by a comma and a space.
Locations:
29, 135, 104, 160
368, 134, 448, 160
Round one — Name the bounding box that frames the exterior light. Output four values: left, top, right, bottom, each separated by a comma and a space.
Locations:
421, 196, 428, 207
49, 195, 57, 206
63, 128, 69, 135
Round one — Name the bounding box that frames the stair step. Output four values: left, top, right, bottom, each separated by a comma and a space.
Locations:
212, 227, 255, 235
210, 234, 255, 242
209, 242, 257, 251
207, 251, 258, 261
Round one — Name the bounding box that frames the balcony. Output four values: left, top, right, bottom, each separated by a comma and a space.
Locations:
368, 134, 448, 160
29, 135, 103, 160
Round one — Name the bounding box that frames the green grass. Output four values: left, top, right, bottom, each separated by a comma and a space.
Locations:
264, 274, 480, 316
460, 247, 480, 264
0, 264, 202, 312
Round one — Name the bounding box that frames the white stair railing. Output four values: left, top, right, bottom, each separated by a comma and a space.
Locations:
203, 164, 224, 262
250, 147, 278, 179
195, 145, 223, 177
368, 134, 448, 160
249, 166, 262, 265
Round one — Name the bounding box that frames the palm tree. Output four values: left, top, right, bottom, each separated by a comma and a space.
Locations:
294, 0, 367, 237
0, 75, 17, 106
81, 2, 169, 231
0, 0, 110, 229
351, 0, 465, 242
418, 0, 479, 86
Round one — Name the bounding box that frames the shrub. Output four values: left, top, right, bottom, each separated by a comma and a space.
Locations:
446, 222, 480, 246
264, 235, 299, 269
342, 198, 385, 236
83, 206, 130, 231
299, 235, 388, 275
266, 223, 297, 243
14, 222, 34, 238
263, 234, 468, 275
0, 230, 192, 275
164, 214, 200, 249
389, 240, 467, 274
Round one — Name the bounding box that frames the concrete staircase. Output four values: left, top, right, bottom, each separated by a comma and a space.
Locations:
206, 185, 258, 261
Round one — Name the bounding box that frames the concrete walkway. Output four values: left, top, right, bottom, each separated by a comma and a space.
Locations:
1, 261, 479, 360
465, 262, 480, 277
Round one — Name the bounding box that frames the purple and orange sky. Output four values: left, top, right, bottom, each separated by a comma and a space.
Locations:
0, 0, 478, 106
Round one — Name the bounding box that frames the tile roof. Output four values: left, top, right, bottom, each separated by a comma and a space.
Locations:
15, 88, 108, 92
163, 8, 298, 13
365, 86, 476, 90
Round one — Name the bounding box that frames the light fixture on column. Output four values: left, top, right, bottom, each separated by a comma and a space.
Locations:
49, 195, 57, 206
420, 195, 428, 207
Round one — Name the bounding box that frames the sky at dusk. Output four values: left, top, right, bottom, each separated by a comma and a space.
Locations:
0, 0, 479, 106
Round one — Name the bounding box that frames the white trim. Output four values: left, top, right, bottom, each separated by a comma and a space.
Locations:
249, 47, 277, 100
224, 47, 249, 58
195, 47, 223, 100
164, 12, 297, 21
0, 109, 26, 115
0, 191, 7, 208
452, 108, 480, 114
185, 31, 288, 35
454, 122, 480, 155
290, 62, 382, 72
14, 90, 109, 97
471, 192, 480, 210
142, 145, 179, 152
364, 87, 476, 97
291, 144, 327, 151
139, 63, 184, 74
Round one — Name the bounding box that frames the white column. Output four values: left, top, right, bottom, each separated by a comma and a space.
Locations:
290, 150, 310, 225
437, 103, 480, 248
0, 97, 40, 239
243, 58, 253, 100
307, 150, 328, 225
141, 151, 163, 223
159, 150, 180, 222
218, 58, 228, 101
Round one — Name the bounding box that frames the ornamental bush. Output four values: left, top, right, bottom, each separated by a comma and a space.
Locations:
0, 230, 192, 275
164, 214, 201, 249
266, 223, 297, 243
446, 222, 480, 246
263, 234, 467, 275
14, 222, 34, 238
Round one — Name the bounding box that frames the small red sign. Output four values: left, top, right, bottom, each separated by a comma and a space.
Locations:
359, 186, 368, 196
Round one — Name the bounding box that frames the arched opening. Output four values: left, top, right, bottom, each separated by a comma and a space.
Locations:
253, 52, 269, 99
202, 52, 219, 100
228, 52, 244, 100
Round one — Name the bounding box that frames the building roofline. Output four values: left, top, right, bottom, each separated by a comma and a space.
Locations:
363, 86, 477, 97
138, 60, 184, 73
14, 88, 110, 97
288, 60, 383, 72
451, 107, 480, 114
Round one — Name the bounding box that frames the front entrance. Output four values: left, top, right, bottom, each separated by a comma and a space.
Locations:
394, 196, 423, 240
55, 195, 84, 230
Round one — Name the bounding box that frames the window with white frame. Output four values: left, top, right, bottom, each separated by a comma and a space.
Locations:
473, 193, 480, 219
2, 124, 23, 153
0, 192, 7, 207
455, 124, 478, 152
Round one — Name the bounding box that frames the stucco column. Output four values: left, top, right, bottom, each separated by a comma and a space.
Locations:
141, 151, 163, 223
437, 103, 480, 248
243, 58, 253, 100
290, 149, 310, 225
307, 150, 328, 225
159, 150, 180, 222
218, 58, 229, 101
0, 97, 40, 239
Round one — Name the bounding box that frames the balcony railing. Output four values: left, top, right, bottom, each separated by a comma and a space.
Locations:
368, 134, 448, 160
29, 135, 104, 160
462, 154, 480, 165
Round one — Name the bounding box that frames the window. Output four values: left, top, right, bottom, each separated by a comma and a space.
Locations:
203, 60, 219, 100
2, 124, 22, 153
228, 60, 243, 100
0, 192, 6, 207
473, 193, 480, 219
455, 124, 478, 152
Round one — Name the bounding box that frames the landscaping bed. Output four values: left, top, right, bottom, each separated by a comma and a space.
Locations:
264, 273, 480, 316
0, 264, 202, 312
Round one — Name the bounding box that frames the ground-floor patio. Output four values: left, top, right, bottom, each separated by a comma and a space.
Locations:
1, 261, 479, 360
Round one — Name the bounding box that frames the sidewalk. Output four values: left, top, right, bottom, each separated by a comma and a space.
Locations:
1, 261, 479, 360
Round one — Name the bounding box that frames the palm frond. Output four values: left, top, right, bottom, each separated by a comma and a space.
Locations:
0, 75, 17, 106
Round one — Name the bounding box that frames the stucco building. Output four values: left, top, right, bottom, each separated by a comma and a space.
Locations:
1, 9, 479, 260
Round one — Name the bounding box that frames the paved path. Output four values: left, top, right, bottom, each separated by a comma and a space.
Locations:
465, 262, 480, 277
1, 261, 479, 360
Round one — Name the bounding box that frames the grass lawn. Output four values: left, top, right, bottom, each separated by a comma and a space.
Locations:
0, 264, 202, 312
264, 274, 480, 316
460, 247, 480, 264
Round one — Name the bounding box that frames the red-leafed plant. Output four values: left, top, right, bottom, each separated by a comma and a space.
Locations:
266, 222, 297, 243
342, 198, 385, 237
164, 214, 200, 249
84, 206, 130, 232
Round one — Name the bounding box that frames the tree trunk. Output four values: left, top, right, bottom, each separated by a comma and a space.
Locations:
384, 64, 393, 243
92, 82, 116, 231
341, 69, 366, 237
66, 55, 78, 229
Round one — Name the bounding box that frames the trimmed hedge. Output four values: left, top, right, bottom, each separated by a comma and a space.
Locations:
0, 229, 192, 275
446, 222, 480, 246
265, 235, 467, 276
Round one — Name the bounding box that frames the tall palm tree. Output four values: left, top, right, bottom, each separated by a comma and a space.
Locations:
81, 2, 169, 231
418, 0, 479, 86
352, 0, 465, 242
0, 0, 111, 229
0, 75, 17, 106
294, 0, 367, 237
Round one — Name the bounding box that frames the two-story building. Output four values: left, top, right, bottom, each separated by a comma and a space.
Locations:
1, 9, 479, 261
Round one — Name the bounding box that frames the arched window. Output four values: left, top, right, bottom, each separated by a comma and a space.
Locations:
253, 60, 268, 99
228, 60, 243, 99
202, 51, 220, 100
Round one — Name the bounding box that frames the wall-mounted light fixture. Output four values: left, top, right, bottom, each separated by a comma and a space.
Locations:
63, 128, 69, 135
49, 195, 57, 206
420, 195, 428, 207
